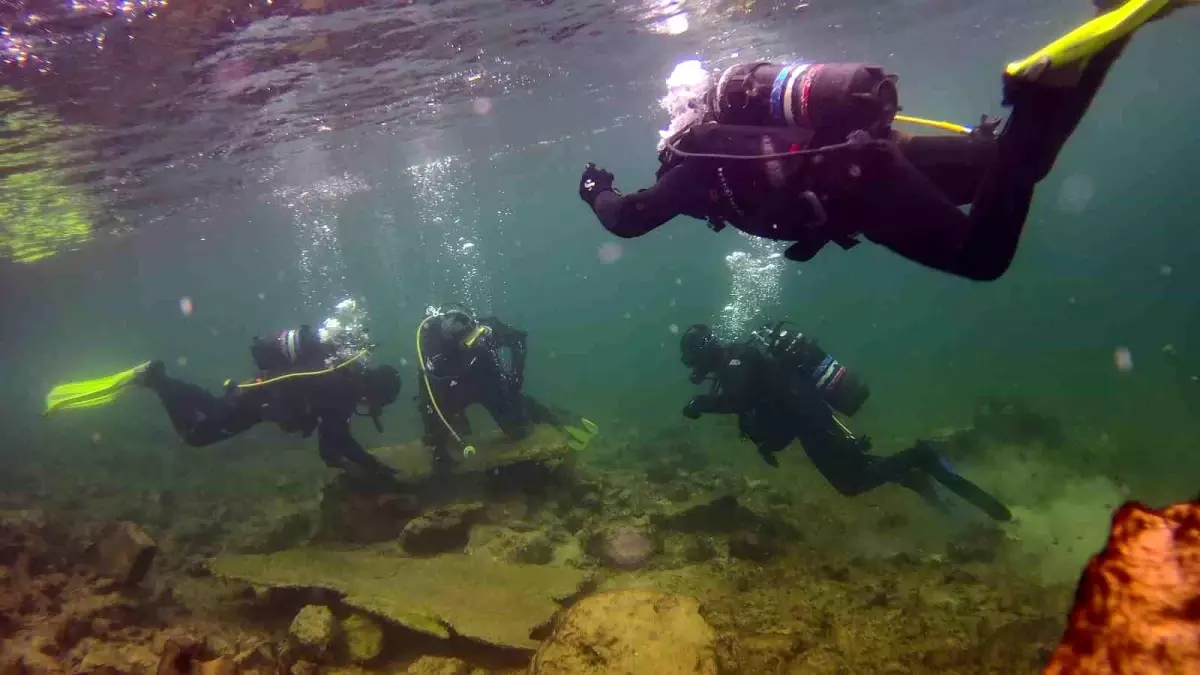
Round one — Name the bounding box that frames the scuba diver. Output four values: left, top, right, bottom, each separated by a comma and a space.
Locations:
678, 323, 1012, 521
43, 299, 402, 481
578, 0, 1195, 281
416, 306, 597, 469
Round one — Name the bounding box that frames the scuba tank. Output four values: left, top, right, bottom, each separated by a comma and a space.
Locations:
250, 325, 326, 373
751, 321, 870, 416
707, 61, 899, 142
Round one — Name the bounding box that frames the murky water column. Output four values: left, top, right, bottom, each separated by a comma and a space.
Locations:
406, 156, 492, 313
714, 234, 785, 341
271, 166, 368, 310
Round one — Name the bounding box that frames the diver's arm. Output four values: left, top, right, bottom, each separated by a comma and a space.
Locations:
316, 415, 393, 475
686, 392, 741, 415
583, 162, 705, 238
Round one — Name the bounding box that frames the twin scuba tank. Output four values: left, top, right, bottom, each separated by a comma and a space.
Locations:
751, 322, 870, 417
705, 61, 900, 142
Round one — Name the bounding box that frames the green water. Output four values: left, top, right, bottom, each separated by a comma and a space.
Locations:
1, 2, 1198, 511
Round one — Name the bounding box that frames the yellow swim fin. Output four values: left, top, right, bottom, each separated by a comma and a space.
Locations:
1005, 0, 1175, 84
43, 362, 151, 417
564, 418, 599, 452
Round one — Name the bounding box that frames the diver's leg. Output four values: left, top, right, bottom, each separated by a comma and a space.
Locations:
141, 362, 262, 446
483, 386, 533, 441
418, 385, 456, 464
522, 395, 568, 427
945, 39, 1133, 279
847, 39, 1129, 281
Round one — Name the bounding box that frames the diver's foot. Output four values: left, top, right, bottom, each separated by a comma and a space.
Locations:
135, 360, 166, 388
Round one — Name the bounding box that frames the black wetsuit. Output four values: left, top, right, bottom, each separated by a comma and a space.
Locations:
685, 339, 1011, 520
418, 315, 564, 461
143, 360, 394, 477
587, 40, 1128, 281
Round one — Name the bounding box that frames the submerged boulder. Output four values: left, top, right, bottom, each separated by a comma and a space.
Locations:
340, 613, 384, 664
209, 546, 588, 650
530, 589, 718, 675
405, 655, 471, 675
585, 521, 658, 569
94, 521, 157, 586
400, 504, 483, 556
289, 605, 337, 657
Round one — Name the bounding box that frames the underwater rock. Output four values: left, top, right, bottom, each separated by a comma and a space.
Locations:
585, 521, 658, 569
316, 481, 421, 545
945, 524, 1005, 564
289, 660, 320, 675
289, 605, 337, 657
728, 530, 781, 563
71, 636, 160, 673
404, 655, 471, 675
340, 613, 384, 664
372, 425, 574, 487
717, 633, 812, 674
653, 494, 792, 539
512, 535, 556, 566
231, 640, 278, 671
400, 503, 483, 556
198, 656, 239, 675
681, 535, 719, 564
93, 521, 157, 586
663, 483, 693, 503
1045, 500, 1200, 674
530, 589, 717, 675
210, 547, 588, 650
226, 500, 315, 554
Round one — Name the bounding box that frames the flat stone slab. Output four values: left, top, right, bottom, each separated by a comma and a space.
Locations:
368, 424, 574, 484
209, 547, 588, 649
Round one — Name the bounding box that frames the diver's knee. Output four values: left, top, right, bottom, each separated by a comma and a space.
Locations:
960, 260, 1010, 282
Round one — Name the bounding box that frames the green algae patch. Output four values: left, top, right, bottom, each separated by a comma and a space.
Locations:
209, 547, 588, 649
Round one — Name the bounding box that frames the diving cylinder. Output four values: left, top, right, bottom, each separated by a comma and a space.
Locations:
708, 62, 899, 140
754, 325, 870, 416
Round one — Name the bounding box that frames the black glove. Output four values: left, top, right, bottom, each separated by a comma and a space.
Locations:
579, 163, 615, 208
681, 398, 702, 419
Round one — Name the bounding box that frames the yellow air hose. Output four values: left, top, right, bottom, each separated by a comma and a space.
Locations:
232, 349, 371, 389
416, 315, 477, 457
894, 115, 972, 135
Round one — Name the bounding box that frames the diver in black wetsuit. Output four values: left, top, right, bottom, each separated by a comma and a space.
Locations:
416, 308, 574, 467
679, 323, 1012, 521
139, 324, 401, 480
578, 0, 1185, 281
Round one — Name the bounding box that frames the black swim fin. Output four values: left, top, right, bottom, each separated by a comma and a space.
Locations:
928, 465, 1013, 522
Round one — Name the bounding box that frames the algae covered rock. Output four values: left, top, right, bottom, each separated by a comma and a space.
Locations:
94, 521, 157, 586
405, 655, 471, 674
340, 613, 384, 664
289, 605, 336, 656
585, 521, 659, 569
400, 504, 482, 556
210, 546, 587, 649
530, 589, 717, 675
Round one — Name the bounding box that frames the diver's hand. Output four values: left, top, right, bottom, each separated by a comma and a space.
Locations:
579, 163, 615, 207
682, 399, 702, 419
